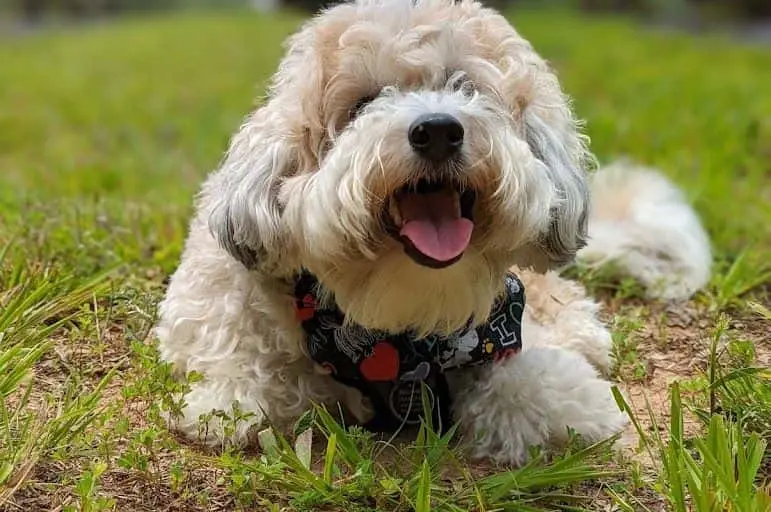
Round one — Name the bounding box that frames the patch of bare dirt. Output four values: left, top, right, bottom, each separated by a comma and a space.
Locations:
606, 298, 769, 465
2, 458, 234, 512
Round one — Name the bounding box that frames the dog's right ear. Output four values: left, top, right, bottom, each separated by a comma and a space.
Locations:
207, 110, 296, 271
206, 14, 332, 271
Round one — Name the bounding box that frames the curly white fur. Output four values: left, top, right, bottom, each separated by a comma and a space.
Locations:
156, 0, 708, 464
579, 161, 712, 300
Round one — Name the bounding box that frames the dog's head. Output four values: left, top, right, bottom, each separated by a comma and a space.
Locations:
208, 0, 592, 335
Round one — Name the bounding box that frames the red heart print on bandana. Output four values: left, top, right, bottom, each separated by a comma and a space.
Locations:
359, 341, 400, 381
295, 293, 317, 322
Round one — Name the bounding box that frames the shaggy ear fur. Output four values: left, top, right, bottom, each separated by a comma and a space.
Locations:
207, 13, 328, 271
207, 111, 297, 271
523, 108, 591, 271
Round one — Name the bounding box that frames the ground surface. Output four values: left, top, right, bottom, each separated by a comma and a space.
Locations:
0, 7, 770, 512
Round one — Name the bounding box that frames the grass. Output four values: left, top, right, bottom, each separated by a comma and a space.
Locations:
222, 406, 621, 511
0, 6, 770, 511
614, 381, 770, 512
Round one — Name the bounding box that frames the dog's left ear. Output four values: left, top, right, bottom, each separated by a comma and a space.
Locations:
522, 107, 591, 271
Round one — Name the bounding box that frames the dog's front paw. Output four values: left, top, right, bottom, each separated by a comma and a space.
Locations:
167, 381, 266, 449
453, 347, 628, 466
464, 401, 550, 467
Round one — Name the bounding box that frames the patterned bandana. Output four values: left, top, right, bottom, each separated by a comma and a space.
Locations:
293, 272, 525, 432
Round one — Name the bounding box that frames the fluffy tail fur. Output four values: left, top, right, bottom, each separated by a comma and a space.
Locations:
578, 161, 712, 301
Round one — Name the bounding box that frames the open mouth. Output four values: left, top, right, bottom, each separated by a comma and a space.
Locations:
384, 179, 476, 269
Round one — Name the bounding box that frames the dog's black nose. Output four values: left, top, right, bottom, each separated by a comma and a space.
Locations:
408, 113, 464, 162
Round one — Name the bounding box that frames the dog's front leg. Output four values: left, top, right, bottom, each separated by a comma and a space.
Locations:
450, 347, 627, 466
155, 221, 361, 448
167, 360, 362, 449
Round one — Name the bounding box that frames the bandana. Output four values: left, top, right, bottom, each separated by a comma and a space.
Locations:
293, 272, 525, 432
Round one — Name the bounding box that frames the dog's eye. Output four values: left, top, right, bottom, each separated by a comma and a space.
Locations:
349, 95, 376, 120
451, 79, 477, 96
446, 69, 476, 96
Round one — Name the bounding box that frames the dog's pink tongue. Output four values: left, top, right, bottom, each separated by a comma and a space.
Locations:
398, 190, 474, 262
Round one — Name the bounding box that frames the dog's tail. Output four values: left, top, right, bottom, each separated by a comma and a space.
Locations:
577, 160, 712, 301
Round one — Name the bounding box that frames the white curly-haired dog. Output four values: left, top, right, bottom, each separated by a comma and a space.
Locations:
156, 0, 711, 465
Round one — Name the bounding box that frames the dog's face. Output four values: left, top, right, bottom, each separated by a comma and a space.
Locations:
209, 0, 591, 335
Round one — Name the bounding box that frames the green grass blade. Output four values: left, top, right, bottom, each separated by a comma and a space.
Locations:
415, 458, 431, 512
313, 404, 364, 467
662, 383, 687, 512
323, 433, 337, 484
0, 341, 51, 397
611, 386, 659, 469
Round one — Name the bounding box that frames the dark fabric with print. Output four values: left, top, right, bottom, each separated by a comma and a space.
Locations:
293, 272, 525, 431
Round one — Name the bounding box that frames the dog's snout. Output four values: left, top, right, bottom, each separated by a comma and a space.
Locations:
408, 113, 464, 162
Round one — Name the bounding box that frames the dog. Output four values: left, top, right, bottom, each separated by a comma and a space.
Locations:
155, 0, 711, 465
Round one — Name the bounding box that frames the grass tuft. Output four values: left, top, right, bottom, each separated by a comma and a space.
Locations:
0, 256, 113, 504
221, 402, 620, 511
